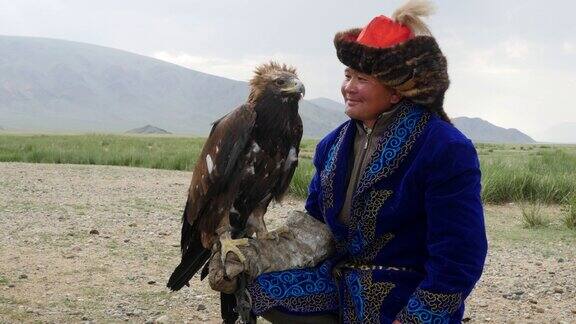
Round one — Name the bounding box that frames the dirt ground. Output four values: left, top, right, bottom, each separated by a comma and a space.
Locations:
0, 162, 575, 323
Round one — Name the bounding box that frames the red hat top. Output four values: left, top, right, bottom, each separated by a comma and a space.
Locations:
356, 15, 413, 48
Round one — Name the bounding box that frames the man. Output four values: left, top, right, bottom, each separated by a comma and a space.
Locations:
211, 1, 487, 323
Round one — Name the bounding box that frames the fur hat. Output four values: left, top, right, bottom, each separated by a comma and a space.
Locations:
334, 0, 450, 121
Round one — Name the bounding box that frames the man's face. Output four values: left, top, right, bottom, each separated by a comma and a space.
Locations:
341, 68, 400, 125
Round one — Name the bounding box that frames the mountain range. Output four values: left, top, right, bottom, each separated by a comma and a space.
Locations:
0, 35, 347, 138
0, 35, 560, 143
451, 117, 536, 144
308, 101, 537, 144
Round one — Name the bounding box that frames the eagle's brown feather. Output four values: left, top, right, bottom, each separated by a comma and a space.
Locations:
248, 61, 298, 103
168, 62, 304, 291
185, 105, 256, 234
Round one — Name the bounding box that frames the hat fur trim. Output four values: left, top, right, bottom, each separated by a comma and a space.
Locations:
334, 28, 449, 114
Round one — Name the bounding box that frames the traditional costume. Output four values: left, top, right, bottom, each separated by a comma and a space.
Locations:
245, 1, 488, 323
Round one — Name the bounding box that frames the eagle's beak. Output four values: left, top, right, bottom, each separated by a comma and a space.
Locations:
284, 78, 305, 98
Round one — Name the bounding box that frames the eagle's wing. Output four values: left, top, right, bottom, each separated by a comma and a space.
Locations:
186, 104, 256, 230
272, 116, 303, 202
168, 104, 255, 291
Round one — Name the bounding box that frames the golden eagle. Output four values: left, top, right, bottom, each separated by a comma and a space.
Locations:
167, 62, 304, 290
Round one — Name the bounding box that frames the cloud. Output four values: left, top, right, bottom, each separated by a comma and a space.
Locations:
456, 48, 529, 77
150, 50, 346, 102
471, 52, 525, 75
562, 41, 575, 54
447, 37, 538, 78
443, 36, 565, 135
503, 39, 530, 59
151, 51, 293, 82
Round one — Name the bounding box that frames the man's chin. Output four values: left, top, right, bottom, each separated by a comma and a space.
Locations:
345, 106, 361, 119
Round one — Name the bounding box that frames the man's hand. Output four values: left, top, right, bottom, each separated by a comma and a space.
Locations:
208, 247, 245, 294
206, 211, 335, 294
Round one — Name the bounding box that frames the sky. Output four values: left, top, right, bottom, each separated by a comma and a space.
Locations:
0, 0, 574, 138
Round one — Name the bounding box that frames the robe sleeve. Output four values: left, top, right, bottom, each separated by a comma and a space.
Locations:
305, 141, 325, 222
396, 140, 488, 323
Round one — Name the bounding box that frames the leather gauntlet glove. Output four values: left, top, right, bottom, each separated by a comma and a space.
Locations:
208, 210, 334, 293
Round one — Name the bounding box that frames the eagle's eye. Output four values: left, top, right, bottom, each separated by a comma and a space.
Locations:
275, 79, 285, 86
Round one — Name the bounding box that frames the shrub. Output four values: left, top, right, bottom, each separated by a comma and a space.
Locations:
562, 195, 576, 230
520, 202, 548, 228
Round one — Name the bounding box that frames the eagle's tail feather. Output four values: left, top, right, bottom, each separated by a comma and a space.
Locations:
167, 203, 210, 291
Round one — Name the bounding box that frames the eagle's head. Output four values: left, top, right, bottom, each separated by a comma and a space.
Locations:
248, 61, 305, 104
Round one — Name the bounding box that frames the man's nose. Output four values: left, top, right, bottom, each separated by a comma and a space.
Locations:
344, 79, 357, 93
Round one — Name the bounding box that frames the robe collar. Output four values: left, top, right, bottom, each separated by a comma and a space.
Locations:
320, 100, 431, 236
354, 104, 399, 139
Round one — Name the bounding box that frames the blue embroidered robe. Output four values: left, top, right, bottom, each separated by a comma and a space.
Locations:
247, 101, 488, 323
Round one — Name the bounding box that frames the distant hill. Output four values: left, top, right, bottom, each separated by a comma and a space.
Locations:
452, 117, 536, 144
307, 99, 538, 144
126, 125, 171, 134
0, 35, 540, 142
304, 98, 348, 135
0, 35, 345, 138
309, 97, 346, 112
535, 123, 576, 144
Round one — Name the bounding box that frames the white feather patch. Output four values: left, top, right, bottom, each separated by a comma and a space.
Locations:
252, 142, 261, 153
246, 165, 255, 175
284, 147, 298, 170
206, 154, 214, 174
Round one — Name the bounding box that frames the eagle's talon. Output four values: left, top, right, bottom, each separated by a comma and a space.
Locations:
220, 238, 250, 265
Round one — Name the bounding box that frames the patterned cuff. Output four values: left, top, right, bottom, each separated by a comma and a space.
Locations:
247, 262, 339, 315
396, 288, 462, 324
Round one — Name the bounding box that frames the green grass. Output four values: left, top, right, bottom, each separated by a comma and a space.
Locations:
562, 195, 576, 229
485, 204, 576, 250
291, 159, 315, 198
520, 202, 548, 228
479, 146, 576, 204
0, 133, 204, 170
1, 134, 575, 203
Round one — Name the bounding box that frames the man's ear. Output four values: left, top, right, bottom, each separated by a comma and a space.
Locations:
390, 93, 402, 104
